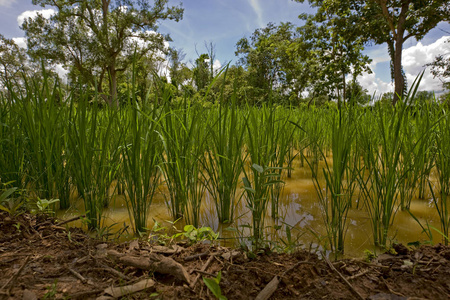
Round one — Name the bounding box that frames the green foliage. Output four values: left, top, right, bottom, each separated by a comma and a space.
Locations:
175, 225, 219, 244
22, 0, 183, 106
32, 198, 60, 216
296, 0, 449, 103
0, 187, 23, 216
203, 271, 227, 300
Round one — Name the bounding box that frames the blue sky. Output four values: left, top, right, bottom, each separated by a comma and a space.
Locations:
1, 0, 449, 96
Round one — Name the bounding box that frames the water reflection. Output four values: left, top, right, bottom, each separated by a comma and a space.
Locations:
58, 159, 442, 258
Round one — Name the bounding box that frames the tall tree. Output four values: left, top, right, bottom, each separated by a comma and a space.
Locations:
298, 10, 371, 106
297, 0, 450, 104
22, 0, 183, 106
0, 35, 28, 88
193, 53, 210, 92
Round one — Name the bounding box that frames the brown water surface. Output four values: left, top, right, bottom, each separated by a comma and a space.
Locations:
58, 158, 443, 258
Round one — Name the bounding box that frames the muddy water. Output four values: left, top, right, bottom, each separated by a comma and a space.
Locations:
58, 159, 444, 258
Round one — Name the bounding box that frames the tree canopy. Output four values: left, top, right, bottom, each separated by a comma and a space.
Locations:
22, 0, 183, 106
297, 0, 450, 104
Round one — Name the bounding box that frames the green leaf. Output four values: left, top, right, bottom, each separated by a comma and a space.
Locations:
252, 164, 264, 173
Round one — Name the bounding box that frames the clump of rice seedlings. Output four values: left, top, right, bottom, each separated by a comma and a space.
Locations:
358, 75, 421, 247
242, 105, 284, 249
0, 91, 26, 189
119, 91, 161, 234
203, 82, 246, 224
432, 110, 450, 245
67, 90, 120, 230
270, 106, 295, 219
18, 73, 71, 209
158, 83, 206, 226
295, 103, 357, 259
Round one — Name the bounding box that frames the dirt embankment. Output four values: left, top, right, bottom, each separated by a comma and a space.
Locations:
1, 212, 449, 299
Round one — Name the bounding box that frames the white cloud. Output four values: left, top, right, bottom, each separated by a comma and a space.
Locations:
248, 0, 264, 28
213, 59, 222, 73
359, 36, 449, 96
358, 70, 394, 97
17, 9, 55, 27
402, 36, 449, 93
12, 37, 26, 49
0, 0, 15, 7
55, 64, 69, 83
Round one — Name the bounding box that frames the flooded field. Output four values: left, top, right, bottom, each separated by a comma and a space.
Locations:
58, 158, 442, 258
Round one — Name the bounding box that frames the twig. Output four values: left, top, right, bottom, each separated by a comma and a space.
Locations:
255, 276, 280, 300
190, 254, 215, 289
281, 260, 315, 277
346, 269, 370, 280
68, 267, 87, 284
381, 277, 404, 297
324, 255, 365, 300
1, 256, 30, 296
184, 252, 209, 261
56, 215, 86, 226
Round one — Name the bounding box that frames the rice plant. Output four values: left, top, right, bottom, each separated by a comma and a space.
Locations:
67, 90, 121, 230
357, 75, 421, 247
203, 89, 246, 224
157, 83, 206, 226
242, 105, 284, 249
19, 74, 71, 208
119, 100, 161, 234
433, 110, 450, 245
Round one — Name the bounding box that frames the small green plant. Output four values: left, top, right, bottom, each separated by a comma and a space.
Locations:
274, 223, 304, 253
32, 198, 60, 215
43, 280, 58, 299
175, 225, 219, 244
363, 249, 376, 262
0, 187, 23, 216
203, 271, 227, 300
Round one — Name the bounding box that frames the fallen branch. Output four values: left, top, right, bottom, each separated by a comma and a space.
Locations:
255, 276, 280, 300
103, 279, 155, 298
56, 215, 86, 226
184, 252, 209, 261
324, 255, 364, 300
93, 265, 131, 281
108, 250, 190, 284
68, 267, 87, 284
346, 269, 370, 281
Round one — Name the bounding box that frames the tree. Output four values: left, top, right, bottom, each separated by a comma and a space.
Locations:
427, 37, 450, 90
297, 0, 450, 104
236, 22, 312, 104
193, 53, 211, 92
298, 10, 371, 107
0, 35, 28, 88
22, 0, 183, 106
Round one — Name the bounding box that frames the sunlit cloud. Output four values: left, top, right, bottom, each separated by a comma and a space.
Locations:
248, 0, 264, 28
0, 0, 15, 7
402, 35, 449, 93
17, 9, 55, 27
359, 36, 449, 96
12, 37, 26, 49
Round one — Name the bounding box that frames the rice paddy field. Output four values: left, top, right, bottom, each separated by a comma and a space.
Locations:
1, 75, 450, 259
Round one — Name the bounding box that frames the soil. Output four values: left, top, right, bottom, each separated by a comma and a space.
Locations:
1, 212, 449, 300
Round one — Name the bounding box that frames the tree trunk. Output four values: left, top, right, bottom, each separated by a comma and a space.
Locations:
108, 65, 118, 107
393, 32, 405, 105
